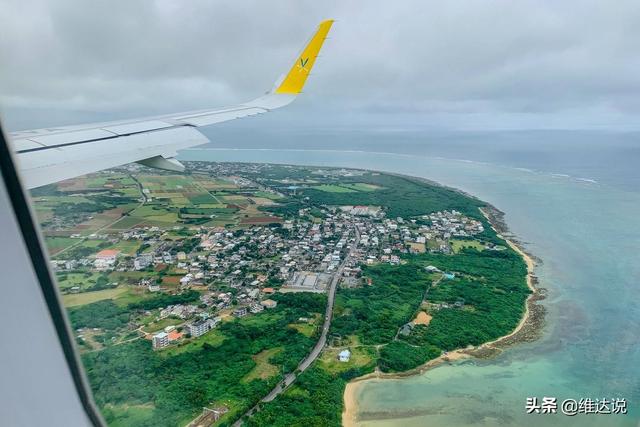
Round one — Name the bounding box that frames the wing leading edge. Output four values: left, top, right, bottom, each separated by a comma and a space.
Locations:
11, 20, 333, 189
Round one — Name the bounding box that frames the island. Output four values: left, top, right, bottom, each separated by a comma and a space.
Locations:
32, 162, 536, 427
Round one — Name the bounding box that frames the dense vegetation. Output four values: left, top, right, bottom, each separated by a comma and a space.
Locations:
259, 170, 485, 221
378, 341, 441, 372
68, 300, 130, 330
404, 248, 529, 351
246, 366, 349, 427
304, 173, 483, 219
68, 291, 201, 330
331, 263, 432, 344
81, 294, 326, 427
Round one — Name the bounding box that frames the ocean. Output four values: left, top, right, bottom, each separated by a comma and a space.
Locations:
178, 128, 640, 427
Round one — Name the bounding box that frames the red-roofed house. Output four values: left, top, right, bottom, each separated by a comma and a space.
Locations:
96, 249, 120, 260
94, 249, 120, 270
167, 330, 183, 342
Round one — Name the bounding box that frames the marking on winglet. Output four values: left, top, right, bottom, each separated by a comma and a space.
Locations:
297, 57, 310, 73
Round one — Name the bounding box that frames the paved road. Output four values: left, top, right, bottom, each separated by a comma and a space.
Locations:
232, 227, 360, 425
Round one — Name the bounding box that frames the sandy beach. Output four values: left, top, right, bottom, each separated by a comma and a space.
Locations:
342, 207, 539, 427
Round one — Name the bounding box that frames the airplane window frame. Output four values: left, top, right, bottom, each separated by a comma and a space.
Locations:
0, 121, 105, 427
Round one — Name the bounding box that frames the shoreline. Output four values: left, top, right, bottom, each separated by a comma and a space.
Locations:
342, 205, 544, 427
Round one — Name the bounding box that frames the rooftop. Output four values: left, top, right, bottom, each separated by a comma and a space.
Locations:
96, 249, 120, 258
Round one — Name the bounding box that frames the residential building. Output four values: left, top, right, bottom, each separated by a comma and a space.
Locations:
134, 253, 153, 270
233, 307, 248, 317
152, 332, 169, 349
186, 317, 219, 338
250, 303, 264, 314
261, 299, 278, 309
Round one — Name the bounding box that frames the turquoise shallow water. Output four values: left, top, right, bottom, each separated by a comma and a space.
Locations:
178, 148, 640, 427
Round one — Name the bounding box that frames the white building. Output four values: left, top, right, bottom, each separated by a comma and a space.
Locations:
186, 317, 220, 338
250, 303, 264, 314
152, 332, 169, 349
338, 349, 351, 362
261, 299, 278, 309
134, 253, 153, 270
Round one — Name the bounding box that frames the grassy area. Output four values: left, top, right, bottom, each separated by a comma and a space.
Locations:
313, 184, 357, 193
160, 329, 226, 357
45, 236, 77, 251
142, 317, 184, 334
107, 240, 141, 256
109, 286, 154, 307
63, 287, 129, 307
253, 191, 283, 200
108, 271, 151, 285
451, 239, 486, 253
342, 183, 382, 192
102, 403, 155, 427
242, 347, 283, 382
318, 346, 376, 375
80, 239, 109, 248
288, 322, 317, 337
56, 272, 104, 290
186, 193, 218, 204
107, 216, 145, 229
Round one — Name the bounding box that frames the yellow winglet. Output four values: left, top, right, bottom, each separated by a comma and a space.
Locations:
274, 20, 334, 95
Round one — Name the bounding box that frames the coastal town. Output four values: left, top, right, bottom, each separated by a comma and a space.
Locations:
33, 162, 527, 426
47, 164, 486, 352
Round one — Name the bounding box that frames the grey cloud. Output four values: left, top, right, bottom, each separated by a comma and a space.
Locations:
1, 0, 640, 131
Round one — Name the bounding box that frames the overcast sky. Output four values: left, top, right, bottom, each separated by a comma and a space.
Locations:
2, 0, 640, 131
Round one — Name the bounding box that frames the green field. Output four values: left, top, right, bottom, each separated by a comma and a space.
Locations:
142, 317, 184, 334
287, 322, 316, 337
102, 403, 155, 427
313, 184, 357, 193
242, 347, 283, 382
45, 237, 77, 251
63, 287, 129, 307
160, 328, 226, 357
341, 183, 382, 192
56, 272, 104, 290
108, 216, 145, 229
451, 239, 486, 253
317, 346, 376, 375
253, 191, 283, 200
107, 240, 141, 256
186, 193, 218, 204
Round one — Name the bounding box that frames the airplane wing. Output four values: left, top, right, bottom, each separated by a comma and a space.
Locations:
10, 20, 333, 189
